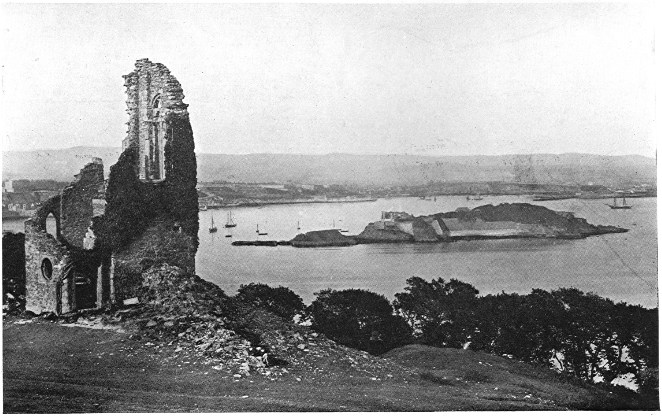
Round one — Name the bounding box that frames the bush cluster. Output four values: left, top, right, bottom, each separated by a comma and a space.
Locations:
235, 283, 305, 321
393, 277, 658, 391
308, 288, 412, 355
237, 277, 658, 395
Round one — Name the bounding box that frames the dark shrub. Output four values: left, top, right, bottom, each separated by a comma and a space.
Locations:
235, 283, 305, 321
2, 232, 26, 311
309, 288, 412, 355
393, 276, 479, 348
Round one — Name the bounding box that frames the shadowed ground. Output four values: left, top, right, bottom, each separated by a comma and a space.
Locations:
3, 316, 647, 412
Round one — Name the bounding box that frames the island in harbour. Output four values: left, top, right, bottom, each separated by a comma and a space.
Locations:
257, 203, 627, 248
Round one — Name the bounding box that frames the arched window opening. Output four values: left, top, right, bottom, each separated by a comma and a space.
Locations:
151, 95, 161, 115
46, 213, 58, 237
141, 94, 166, 182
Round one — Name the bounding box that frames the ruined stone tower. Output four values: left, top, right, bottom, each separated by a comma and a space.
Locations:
24, 59, 199, 314
106, 58, 199, 301
122, 58, 190, 182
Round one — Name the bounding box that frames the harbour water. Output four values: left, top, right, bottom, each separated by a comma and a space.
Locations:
4, 196, 657, 308
196, 196, 657, 308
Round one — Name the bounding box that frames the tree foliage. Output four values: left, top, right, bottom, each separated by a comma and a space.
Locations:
393, 276, 658, 390
310, 288, 412, 355
393, 277, 479, 348
235, 283, 305, 321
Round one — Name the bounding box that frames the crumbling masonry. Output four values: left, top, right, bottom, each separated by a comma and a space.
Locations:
24, 59, 199, 314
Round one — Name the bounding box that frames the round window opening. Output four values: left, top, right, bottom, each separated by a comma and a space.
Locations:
41, 258, 53, 280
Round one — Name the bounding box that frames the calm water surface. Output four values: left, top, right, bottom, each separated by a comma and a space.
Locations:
197, 196, 657, 308
4, 196, 657, 308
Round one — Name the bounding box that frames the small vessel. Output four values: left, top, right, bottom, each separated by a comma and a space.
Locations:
225, 211, 237, 228
466, 188, 483, 201
256, 224, 268, 236
606, 195, 633, 210
297, 220, 301, 231
209, 216, 218, 233
225, 233, 232, 238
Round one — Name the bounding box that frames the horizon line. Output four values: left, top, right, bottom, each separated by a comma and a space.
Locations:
1, 146, 656, 160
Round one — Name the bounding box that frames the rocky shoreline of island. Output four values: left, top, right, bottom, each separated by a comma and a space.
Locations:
232, 203, 628, 248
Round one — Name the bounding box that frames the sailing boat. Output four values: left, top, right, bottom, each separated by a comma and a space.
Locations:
225, 210, 237, 228
466, 187, 483, 201
606, 194, 633, 210
209, 215, 218, 233
256, 224, 268, 236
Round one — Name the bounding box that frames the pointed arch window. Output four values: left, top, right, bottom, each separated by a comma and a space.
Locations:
143, 94, 166, 181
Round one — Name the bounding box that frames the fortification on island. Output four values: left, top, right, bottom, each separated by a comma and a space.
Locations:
24, 59, 199, 315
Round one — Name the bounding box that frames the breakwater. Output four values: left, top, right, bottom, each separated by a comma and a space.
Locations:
231, 240, 291, 247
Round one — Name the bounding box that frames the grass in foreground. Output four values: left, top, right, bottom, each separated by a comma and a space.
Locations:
3, 315, 651, 412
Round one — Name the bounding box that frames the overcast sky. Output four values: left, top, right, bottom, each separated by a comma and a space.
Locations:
0, 3, 656, 157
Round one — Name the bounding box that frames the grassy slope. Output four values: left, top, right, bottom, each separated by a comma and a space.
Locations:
384, 345, 644, 410
3, 316, 645, 412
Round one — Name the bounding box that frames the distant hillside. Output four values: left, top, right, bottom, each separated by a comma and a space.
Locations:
3, 147, 656, 187
2, 147, 122, 183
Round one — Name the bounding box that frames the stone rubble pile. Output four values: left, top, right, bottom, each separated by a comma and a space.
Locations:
2, 291, 25, 316
101, 264, 414, 382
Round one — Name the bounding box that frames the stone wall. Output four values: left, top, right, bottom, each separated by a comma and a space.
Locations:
24, 228, 71, 314
411, 218, 440, 242
60, 159, 105, 249
28, 195, 61, 236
